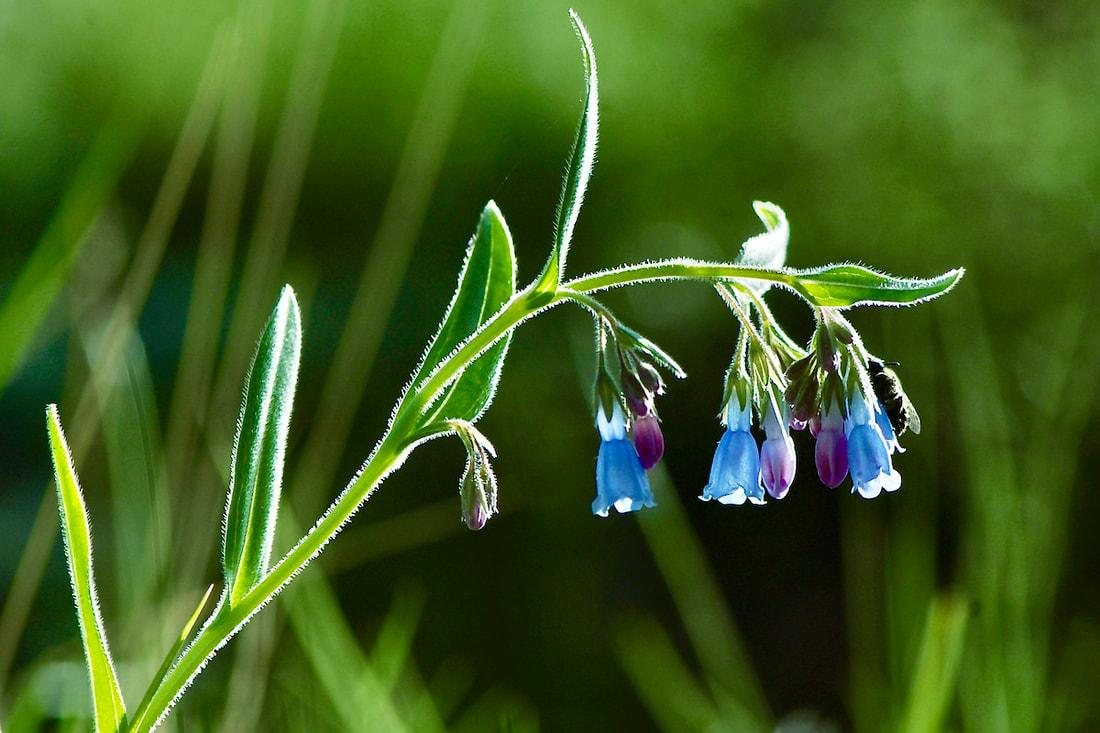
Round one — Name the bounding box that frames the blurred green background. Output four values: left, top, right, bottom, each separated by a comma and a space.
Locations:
2, 0, 1100, 730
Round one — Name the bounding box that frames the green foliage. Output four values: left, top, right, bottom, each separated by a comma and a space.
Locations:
32, 10, 965, 726
21, 4, 1096, 732
897, 595, 969, 733
223, 286, 302, 607
413, 201, 517, 429
46, 405, 127, 732
535, 9, 599, 296
787, 263, 965, 308
0, 115, 140, 395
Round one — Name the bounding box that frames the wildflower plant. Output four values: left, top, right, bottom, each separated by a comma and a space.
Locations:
43, 10, 962, 731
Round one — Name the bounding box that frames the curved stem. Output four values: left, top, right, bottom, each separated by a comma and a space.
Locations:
129, 258, 799, 730
565, 259, 798, 295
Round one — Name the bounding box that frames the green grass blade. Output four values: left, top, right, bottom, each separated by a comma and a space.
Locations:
534, 8, 599, 294
0, 113, 139, 395
613, 613, 751, 733
222, 286, 301, 606
897, 594, 969, 733
414, 201, 516, 427
45, 405, 127, 732
636, 468, 772, 730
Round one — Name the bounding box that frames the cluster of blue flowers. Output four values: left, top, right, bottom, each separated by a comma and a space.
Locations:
591, 303, 916, 516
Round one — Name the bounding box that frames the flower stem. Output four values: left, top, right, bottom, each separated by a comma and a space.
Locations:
128, 258, 795, 730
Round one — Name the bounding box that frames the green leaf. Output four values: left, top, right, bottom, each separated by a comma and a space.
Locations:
223, 285, 301, 606
415, 201, 517, 427
534, 9, 598, 295
46, 404, 128, 732
788, 264, 965, 308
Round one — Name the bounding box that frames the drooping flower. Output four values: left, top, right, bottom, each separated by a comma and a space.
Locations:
760, 399, 796, 499
814, 401, 848, 489
592, 402, 655, 516
845, 390, 901, 499
460, 463, 492, 531
702, 392, 764, 505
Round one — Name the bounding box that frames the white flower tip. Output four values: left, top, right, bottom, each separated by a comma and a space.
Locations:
717, 488, 748, 505
596, 403, 626, 441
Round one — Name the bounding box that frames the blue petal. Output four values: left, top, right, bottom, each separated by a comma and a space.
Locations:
593, 438, 655, 516
702, 428, 764, 505
847, 423, 901, 497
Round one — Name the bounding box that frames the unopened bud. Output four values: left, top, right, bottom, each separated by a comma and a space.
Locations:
816, 332, 839, 373
459, 454, 498, 531
632, 413, 664, 470
621, 372, 650, 417
637, 361, 664, 395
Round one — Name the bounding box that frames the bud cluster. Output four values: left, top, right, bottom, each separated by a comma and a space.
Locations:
704, 303, 919, 505
590, 320, 684, 516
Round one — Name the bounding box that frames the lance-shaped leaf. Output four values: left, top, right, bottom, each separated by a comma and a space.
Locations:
46, 404, 127, 732
534, 9, 599, 295
786, 264, 965, 308
223, 286, 301, 606
415, 201, 517, 427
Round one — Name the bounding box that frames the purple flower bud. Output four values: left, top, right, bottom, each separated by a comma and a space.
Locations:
464, 499, 489, 531
814, 403, 848, 488
632, 413, 664, 470
815, 429, 848, 488
622, 372, 649, 417
459, 457, 497, 531
638, 361, 664, 394
760, 403, 796, 499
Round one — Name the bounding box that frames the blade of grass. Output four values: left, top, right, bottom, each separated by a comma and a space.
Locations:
182, 0, 346, 589
896, 594, 969, 733
83, 320, 170, 621
281, 564, 417, 731
842, 501, 889, 733
939, 289, 1022, 733
207, 0, 346, 445
163, 0, 270, 537
46, 405, 127, 732
635, 467, 772, 731
611, 613, 725, 733
941, 282, 1100, 733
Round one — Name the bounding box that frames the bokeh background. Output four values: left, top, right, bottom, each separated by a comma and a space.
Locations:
2, 0, 1100, 730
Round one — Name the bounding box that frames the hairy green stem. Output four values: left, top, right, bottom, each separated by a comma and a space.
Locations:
127, 259, 804, 730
